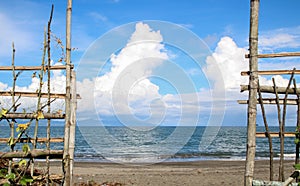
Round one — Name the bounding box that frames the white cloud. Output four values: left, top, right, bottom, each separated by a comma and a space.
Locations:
89, 12, 108, 22
78, 22, 169, 120
203, 36, 248, 91
259, 26, 300, 52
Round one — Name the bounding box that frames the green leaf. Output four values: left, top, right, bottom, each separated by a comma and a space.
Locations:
5, 173, 16, 180
0, 169, 7, 178
294, 164, 300, 170
19, 175, 33, 185
22, 144, 30, 154
18, 159, 27, 167
295, 138, 300, 145
3, 183, 10, 186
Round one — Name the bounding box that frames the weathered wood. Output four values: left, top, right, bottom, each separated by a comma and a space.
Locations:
0, 149, 63, 159
0, 137, 64, 143
63, 0, 73, 185
4, 112, 65, 119
0, 65, 74, 71
241, 85, 300, 94
272, 78, 284, 181
245, 1, 259, 185
245, 52, 300, 58
238, 99, 298, 105
257, 81, 273, 180
294, 79, 300, 166
241, 70, 300, 76
0, 91, 81, 99
256, 132, 296, 138
69, 71, 77, 185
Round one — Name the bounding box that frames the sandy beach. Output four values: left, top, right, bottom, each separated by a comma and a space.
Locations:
39, 160, 296, 186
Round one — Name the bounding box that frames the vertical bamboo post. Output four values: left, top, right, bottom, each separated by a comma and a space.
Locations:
46, 5, 54, 185
272, 78, 283, 181
257, 80, 273, 180
63, 0, 72, 185
245, 0, 259, 186
294, 79, 300, 166
69, 70, 77, 185
31, 28, 47, 176
8, 42, 16, 174
279, 69, 296, 181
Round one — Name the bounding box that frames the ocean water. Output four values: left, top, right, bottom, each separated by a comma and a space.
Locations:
0, 125, 297, 163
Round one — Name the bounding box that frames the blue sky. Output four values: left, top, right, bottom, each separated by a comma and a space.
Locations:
0, 0, 300, 126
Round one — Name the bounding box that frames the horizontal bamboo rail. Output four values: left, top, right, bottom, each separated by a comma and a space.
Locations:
0, 149, 63, 159
241, 85, 300, 94
238, 99, 298, 105
0, 137, 64, 143
256, 132, 296, 138
4, 113, 65, 119
245, 52, 300, 58
0, 91, 81, 99
241, 70, 300, 76
0, 65, 74, 71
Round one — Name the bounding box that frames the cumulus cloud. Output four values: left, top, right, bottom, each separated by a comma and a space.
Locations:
203, 36, 248, 91
78, 22, 169, 121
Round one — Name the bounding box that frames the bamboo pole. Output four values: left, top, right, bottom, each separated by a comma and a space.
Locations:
0, 137, 64, 143
0, 91, 80, 99
0, 150, 63, 159
63, 0, 72, 185
241, 85, 300, 94
31, 27, 47, 176
258, 81, 274, 181
272, 78, 284, 181
256, 132, 296, 138
245, 1, 259, 185
46, 5, 54, 185
8, 42, 16, 174
238, 99, 298, 105
4, 113, 64, 119
293, 79, 300, 168
241, 70, 300, 76
0, 65, 73, 71
257, 81, 274, 180
245, 52, 300, 58
69, 71, 77, 185
279, 69, 296, 181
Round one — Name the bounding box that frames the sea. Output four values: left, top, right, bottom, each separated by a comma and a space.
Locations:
0, 125, 298, 163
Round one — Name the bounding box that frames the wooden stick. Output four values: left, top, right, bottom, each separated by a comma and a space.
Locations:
256, 132, 296, 138
0, 137, 64, 143
293, 79, 300, 166
241, 85, 300, 94
245, 1, 259, 185
0, 65, 73, 71
272, 78, 284, 181
238, 99, 298, 105
46, 5, 54, 185
280, 69, 295, 181
0, 149, 63, 159
241, 70, 300, 76
4, 113, 64, 119
69, 71, 76, 185
257, 81, 274, 180
63, 1, 73, 185
0, 91, 81, 99
245, 52, 300, 58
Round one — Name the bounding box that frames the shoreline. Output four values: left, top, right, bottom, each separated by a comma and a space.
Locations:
38, 159, 297, 185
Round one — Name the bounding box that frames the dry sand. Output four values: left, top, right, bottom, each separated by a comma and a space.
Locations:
40, 160, 296, 186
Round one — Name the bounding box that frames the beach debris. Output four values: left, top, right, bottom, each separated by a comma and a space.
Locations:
75, 180, 124, 186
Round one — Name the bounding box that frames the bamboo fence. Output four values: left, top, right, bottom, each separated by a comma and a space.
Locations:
0, 1, 77, 185
242, 1, 300, 185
